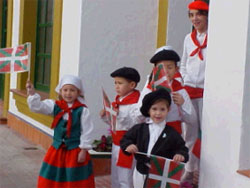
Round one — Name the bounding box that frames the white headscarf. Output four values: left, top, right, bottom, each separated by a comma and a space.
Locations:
55, 75, 85, 104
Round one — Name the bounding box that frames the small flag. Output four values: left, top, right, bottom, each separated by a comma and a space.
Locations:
0, 42, 31, 73
144, 155, 184, 188
151, 63, 172, 93
192, 129, 201, 159
102, 88, 117, 131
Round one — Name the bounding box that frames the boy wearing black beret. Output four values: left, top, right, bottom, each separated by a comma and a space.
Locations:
100, 66, 142, 188
120, 88, 189, 188
138, 45, 197, 135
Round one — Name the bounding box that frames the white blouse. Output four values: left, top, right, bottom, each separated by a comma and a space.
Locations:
180, 31, 207, 89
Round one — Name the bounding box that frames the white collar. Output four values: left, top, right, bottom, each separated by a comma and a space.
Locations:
147, 118, 166, 127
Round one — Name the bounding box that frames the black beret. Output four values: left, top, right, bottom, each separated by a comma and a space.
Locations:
140, 88, 172, 117
110, 67, 140, 83
150, 49, 180, 64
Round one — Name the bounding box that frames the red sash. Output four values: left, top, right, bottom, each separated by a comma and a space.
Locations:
167, 121, 182, 134
110, 90, 139, 169
112, 130, 127, 146
184, 86, 204, 99
51, 99, 86, 138
112, 130, 134, 169
190, 29, 207, 61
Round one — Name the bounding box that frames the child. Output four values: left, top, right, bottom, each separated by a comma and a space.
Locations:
26, 75, 95, 188
138, 46, 197, 135
179, 0, 209, 184
100, 66, 141, 188
120, 88, 189, 188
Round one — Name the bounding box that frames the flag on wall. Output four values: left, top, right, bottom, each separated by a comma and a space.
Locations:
144, 155, 184, 188
102, 88, 117, 131
151, 63, 172, 92
0, 42, 31, 73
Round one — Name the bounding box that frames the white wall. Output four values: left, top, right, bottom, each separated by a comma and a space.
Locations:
167, 0, 193, 57
59, 0, 82, 77
60, 0, 158, 139
200, 0, 250, 187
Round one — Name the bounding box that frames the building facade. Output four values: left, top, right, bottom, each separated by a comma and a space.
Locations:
1, 0, 250, 187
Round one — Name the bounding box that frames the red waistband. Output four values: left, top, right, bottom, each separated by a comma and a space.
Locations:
167, 121, 182, 134
184, 86, 203, 99
112, 130, 127, 146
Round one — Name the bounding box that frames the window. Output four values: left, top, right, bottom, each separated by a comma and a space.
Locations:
0, 0, 7, 100
34, 0, 54, 93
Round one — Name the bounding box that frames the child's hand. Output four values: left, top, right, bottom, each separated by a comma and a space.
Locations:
125, 144, 138, 154
26, 80, 35, 96
193, 170, 199, 185
99, 109, 106, 118
78, 149, 86, 163
173, 154, 185, 163
172, 92, 184, 106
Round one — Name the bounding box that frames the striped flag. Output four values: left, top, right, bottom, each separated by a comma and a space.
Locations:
144, 155, 184, 188
151, 63, 172, 93
0, 42, 31, 73
102, 88, 117, 132
192, 128, 201, 159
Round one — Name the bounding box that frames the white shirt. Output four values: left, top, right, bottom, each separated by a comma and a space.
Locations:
101, 92, 145, 131
27, 93, 94, 149
180, 31, 207, 89
147, 119, 166, 155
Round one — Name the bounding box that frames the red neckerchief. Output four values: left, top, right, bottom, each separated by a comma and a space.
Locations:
51, 99, 86, 138
111, 90, 140, 110
171, 71, 183, 92
190, 29, 207, 60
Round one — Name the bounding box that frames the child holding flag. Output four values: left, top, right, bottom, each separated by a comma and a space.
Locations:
120, 88, 189, 188
26, 75, 95, 188
179, 0, 209, 185
100, 67, 142, 188
138, 46, 197, 135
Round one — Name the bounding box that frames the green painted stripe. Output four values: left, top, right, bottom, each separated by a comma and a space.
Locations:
39, 161, 93, 182
0, 61, 10, 69
151, 156, 163, 175
168, 163, 184, 178
15, 44, 27, 56
0, 49, 12, 57
15, 60, 27, 70
154, 65, 162, 80
198, 128, 202, 139
152, 180, 161, 188
166, 182, 171, 188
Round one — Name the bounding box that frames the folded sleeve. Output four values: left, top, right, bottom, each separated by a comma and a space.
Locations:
27, 93, 55, 115
178, 89, 198, 125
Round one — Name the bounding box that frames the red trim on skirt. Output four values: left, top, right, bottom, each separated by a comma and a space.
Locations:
42, 145, 91, 168
37, 145, 95, 188
38, 175, 95, 188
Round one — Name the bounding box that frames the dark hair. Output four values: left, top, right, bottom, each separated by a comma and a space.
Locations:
123, 78, 138, 87
188, 9, 208, 17
152, 98, 171, 108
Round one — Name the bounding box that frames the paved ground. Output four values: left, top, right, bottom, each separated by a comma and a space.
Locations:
0, 124, 111, 188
